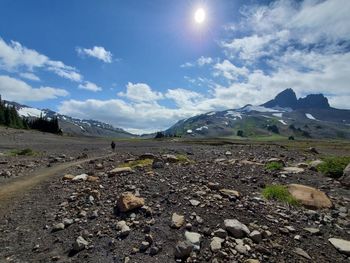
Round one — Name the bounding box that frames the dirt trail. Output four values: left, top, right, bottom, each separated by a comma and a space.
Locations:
0, 153, 115, 207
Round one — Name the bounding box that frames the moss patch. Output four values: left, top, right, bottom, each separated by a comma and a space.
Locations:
262, 185, 299, 206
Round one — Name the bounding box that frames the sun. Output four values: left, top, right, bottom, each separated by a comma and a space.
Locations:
194, 8, 206, 24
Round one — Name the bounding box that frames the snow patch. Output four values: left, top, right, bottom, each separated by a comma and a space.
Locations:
305, 113, 317, 120
273, 113, 283, 118
225, 111, 242, 119
239, 105, 279, 113
278, 119, 287, 125
186, 129, 193, 134
195, 126, 208, 131
207, 112, 216, 116
18, 107, 44, 118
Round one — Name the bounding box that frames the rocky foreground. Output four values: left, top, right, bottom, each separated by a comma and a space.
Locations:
1, 142, 350, 263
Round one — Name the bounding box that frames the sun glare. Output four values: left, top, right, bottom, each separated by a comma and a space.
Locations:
194, 8, 206, 24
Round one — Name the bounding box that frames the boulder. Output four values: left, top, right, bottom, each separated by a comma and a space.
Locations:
287, 184, 332, 209
329, 238, 350, 255
116, 192, 145, 212
309, 160, 324, 171
224, 219, 250, 238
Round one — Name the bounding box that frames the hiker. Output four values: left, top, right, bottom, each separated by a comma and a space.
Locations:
111, 141, 116, 152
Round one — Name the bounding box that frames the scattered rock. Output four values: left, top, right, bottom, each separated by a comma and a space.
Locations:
219, 189, 240, 200
224, 219, 250, 238
116, 221, 131, 237
249, 230, 262, 243
62, 174, 75, 180
174, 241, 193, 259
189, 199, 201, 206
340, 163, 350, 188
72, 236, 89, 252
116, 192, 145, 212
282, 167, 304, 174
185, 231, 201, 250
72, 173, 88, 181
210, 237, 224, 252
52, 223, 65, 232
108, 167, 135, 176
171, 213, 185, 229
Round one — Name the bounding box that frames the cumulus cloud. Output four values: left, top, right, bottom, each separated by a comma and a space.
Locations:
118, 82, 163, 102
78, 81, 102, 92
0, 38, 82, 82
213, 60, 249, 81
76, 46, 113, 63
0, 75, 68, 102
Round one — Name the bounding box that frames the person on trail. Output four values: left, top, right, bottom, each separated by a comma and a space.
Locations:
111, 141, 116, 152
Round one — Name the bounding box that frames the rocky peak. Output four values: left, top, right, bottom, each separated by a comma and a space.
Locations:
262, 89, 330, 109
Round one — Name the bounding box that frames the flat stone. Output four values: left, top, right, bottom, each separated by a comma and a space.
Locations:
72, 174, 88, 181
282, 167, 304, 174
303, 227, 320, 235
108, 167, 134, 176
294, 248, 311, 259
249, 230, 262, 243
224, 219, 250, 238
52, 223, 65, 232
62, 174, 75, 180
219, 189, 240, 199
287, 184, 332, 209
329, 238, 350, 255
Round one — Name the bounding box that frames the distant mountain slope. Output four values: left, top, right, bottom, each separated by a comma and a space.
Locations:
165, 89, 350, 140
4, 100, 135, 138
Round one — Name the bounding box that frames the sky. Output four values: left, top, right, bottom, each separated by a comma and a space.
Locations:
0, 0, 349, 134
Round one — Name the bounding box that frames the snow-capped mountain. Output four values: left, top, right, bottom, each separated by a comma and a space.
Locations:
164, 89, 350, 140
4, 100, 135, 138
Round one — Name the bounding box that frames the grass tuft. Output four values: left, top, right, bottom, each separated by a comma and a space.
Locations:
317, 156, 350, 178
262, 185, 299, 206
176, 154, 192, 163
265, 161, 283, 171
9, 148, 36, 156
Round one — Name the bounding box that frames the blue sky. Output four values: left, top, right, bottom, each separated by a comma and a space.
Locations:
0, 0, 349, 133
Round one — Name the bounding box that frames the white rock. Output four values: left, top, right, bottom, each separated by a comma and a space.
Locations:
185, 231, 201, 250
329, 238, 350, 255
73, 236, 89, 252
224, 219, 250, 238
72, 174, 88, 181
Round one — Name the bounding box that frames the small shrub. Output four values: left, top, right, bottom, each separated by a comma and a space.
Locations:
262, 185, 299, 206
237, 130, 244, 137
265, 161, 283, 171
317, 156, 350, 178
288, 136, 295, 140
267, 125, 279, 134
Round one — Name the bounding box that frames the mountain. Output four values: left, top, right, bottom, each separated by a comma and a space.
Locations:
3, 99, 135, 138
262, 88, 330, 109
165, 89, 350, 140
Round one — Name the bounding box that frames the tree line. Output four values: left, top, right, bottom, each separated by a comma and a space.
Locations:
0, 95, 61, 134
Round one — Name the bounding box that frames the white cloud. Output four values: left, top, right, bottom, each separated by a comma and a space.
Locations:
19, 72, 40, 81
0, 38, 82, 82
78, 81, 102, 92
181, 56, 214, 68
0, 75, 68, 102
118, 82, 163, 102
213, 60, 249, 81
76, 46, 113, 63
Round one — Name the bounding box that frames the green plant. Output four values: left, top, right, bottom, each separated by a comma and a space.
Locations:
9, 148, 36, 156
265, 161, 283, 171
262, 185, 299, 206
317, 156, 350, 178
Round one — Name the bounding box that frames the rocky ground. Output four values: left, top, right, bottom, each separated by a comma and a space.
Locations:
1, 127, 350, 262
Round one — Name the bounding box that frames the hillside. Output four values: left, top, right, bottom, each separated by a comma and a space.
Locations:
165, 89, 350, 140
